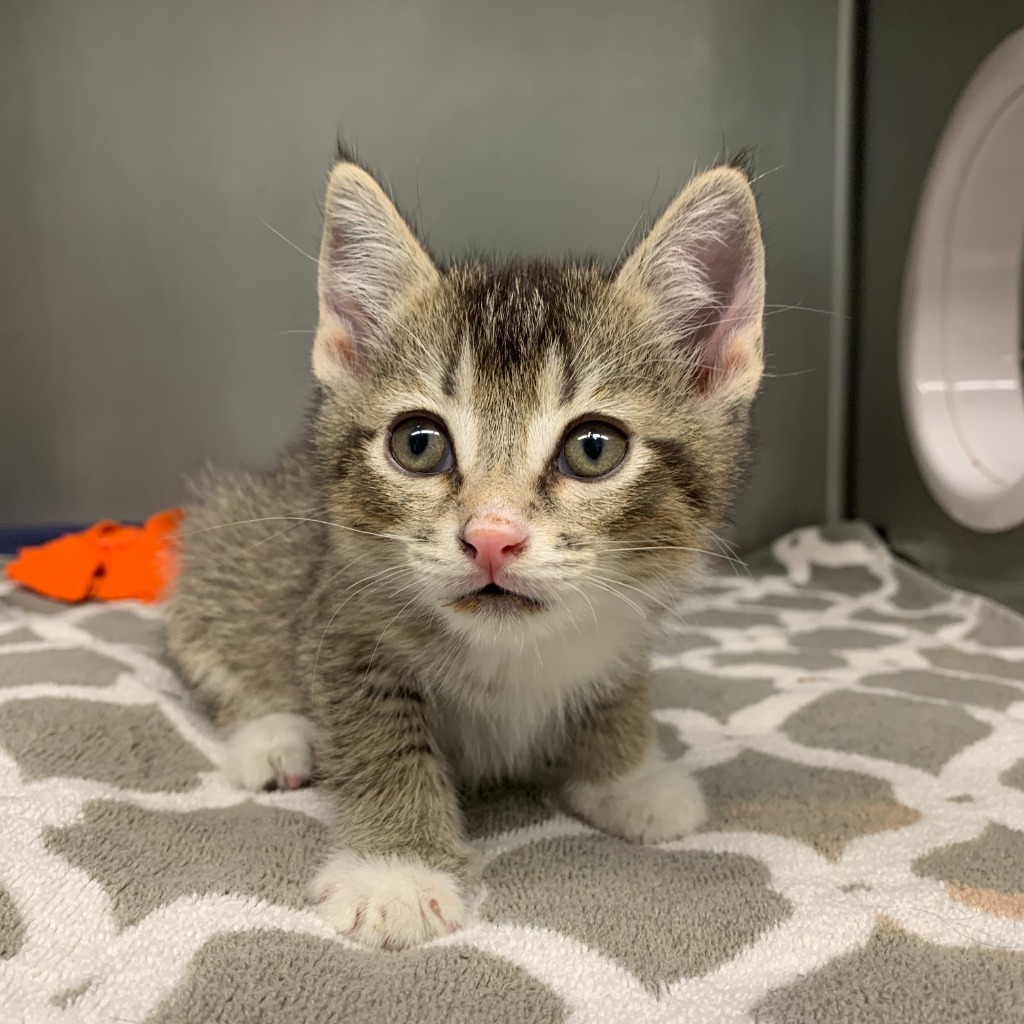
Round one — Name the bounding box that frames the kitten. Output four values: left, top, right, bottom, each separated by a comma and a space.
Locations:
165, 152, 766, 951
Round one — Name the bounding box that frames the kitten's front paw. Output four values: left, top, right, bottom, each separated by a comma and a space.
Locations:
565, 757, 707, 844
224, 713, 315, 791
311, 851, 467, 951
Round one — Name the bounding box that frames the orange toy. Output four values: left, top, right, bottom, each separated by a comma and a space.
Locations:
5, 509, 183, 604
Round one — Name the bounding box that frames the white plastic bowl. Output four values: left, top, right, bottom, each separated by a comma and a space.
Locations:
901, 27, 1024, 532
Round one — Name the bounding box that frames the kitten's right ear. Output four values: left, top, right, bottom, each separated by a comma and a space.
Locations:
313, 162, 438, 388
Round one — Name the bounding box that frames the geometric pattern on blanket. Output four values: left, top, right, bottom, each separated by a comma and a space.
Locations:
1, 522, 1023, 1023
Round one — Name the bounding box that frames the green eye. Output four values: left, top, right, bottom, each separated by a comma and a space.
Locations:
559, 421, 628, 479
390, 417, 452, 474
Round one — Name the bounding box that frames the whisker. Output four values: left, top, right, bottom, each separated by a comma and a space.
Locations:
580, 575, 646, 619
310, 569, 418, 687
361, 596, 420, 683
708, 531, 753, 580
260, 218, 322, 267
588, 569, 679, 620
530, 634, 544, 676
257, 329, 316, 342
294, 551, 397, 616
182, 516, 412, 544
562, 581, 598, 631
763, 302, 846, 319
434, 630, 470, 692
240, 505, 331, 552
597, 543, 747, 568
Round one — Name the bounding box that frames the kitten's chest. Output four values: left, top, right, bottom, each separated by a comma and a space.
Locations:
430, 614, 646, 785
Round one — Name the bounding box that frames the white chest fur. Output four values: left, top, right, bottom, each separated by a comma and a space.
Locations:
431, 600, 650, 784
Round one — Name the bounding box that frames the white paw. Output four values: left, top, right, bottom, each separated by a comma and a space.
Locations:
223, 713, 315, 791
311, 851, 466, 951
565, 755, 707, 844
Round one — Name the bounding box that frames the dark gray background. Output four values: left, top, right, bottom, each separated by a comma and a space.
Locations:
1, 0, 846, 551
853, 2, 1024, 609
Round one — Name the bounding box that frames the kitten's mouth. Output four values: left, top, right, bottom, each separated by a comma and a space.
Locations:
447, 582, 545, 615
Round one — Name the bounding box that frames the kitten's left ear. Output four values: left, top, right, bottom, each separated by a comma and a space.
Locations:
313, 161, 439, 388
616, 166, 766, 400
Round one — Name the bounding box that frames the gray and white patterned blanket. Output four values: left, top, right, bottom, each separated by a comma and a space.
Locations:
1, 522, 1023, 1023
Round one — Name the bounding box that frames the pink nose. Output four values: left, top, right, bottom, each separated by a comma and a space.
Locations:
460, 518, 529, 577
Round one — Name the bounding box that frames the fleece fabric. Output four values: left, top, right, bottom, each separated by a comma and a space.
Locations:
0, 523, 1022, 1023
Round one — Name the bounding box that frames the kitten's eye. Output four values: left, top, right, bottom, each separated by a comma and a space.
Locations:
389, 417, 452, 474
558, 421, 628, 479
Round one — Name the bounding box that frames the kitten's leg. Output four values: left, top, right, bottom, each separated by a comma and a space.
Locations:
560, 676, 707, 843
177, 658, 316, 793
310, 674, 475, 951
224, 712, 316, 792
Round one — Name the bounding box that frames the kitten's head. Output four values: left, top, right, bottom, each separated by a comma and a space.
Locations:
310, 157, 765, 646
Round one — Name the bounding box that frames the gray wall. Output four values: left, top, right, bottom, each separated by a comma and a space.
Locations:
853, 2, 1024, 608
1, 0, 845, 551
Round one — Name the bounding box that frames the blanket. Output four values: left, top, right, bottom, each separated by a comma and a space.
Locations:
1, 522, 1023, 1023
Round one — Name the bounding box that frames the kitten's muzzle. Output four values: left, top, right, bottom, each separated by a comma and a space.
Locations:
446, 582, 546, 616
459, 517, 529, 580
450, 515, 541, 615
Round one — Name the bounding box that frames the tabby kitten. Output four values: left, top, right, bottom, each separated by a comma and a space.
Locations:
165, 152, 766, 951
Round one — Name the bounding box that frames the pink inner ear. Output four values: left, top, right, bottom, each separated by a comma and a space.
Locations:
318, 293, 373, 373
616, 167, 764, 398
684, 267, 762, 394
693, 333, 753, 394
323, 319, 356, 366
